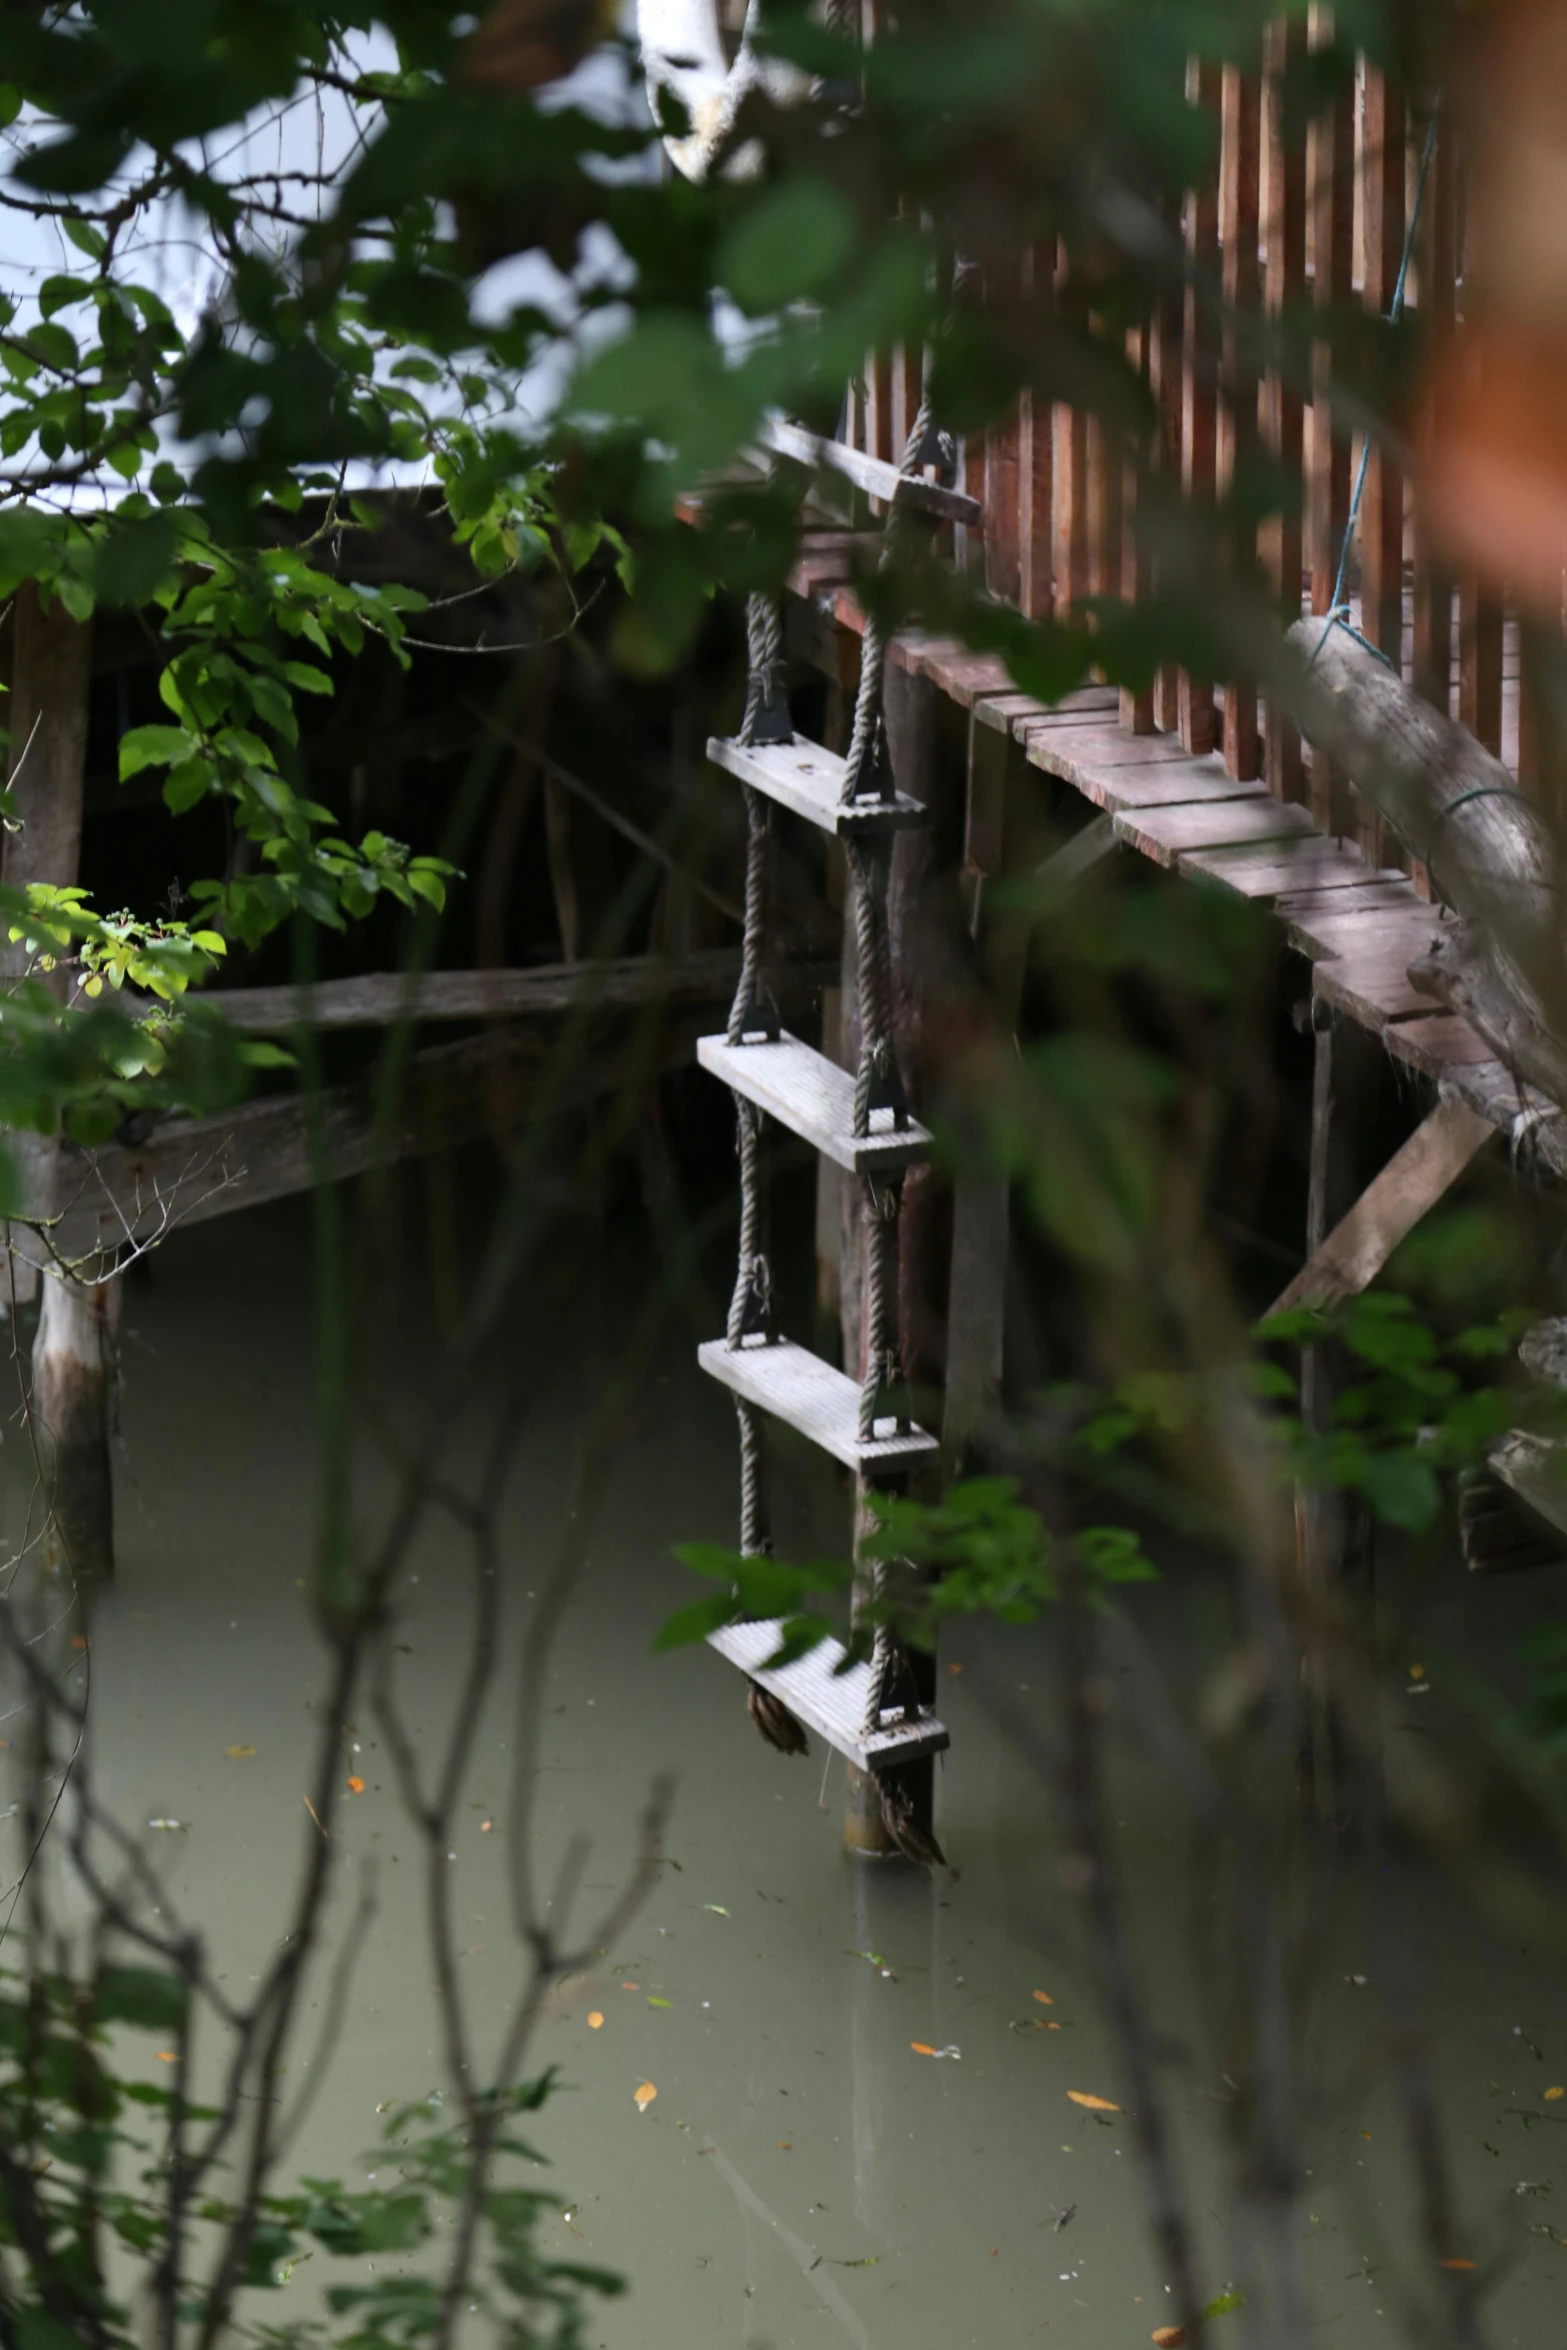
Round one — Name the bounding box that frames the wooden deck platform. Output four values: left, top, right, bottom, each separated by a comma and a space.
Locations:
780, 534, 1561, 1169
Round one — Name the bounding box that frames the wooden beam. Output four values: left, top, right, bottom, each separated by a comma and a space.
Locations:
204, 951, 756, 1034
27, 954, 829, 1267
1267, 1094, 1494, 1315
757, 416, 982, 529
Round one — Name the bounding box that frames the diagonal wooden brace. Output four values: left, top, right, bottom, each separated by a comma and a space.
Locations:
1267, 1094, 1496, 1317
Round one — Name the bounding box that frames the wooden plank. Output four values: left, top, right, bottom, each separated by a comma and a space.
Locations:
33, 980, 762, 1271
759, 416, 982, 528
697, 1336, 938, 1471
1382, 1015, 1500, 1078
1113, 795, 1317, 867
1313, 950, 1440, 1028
1263, 14, 1309, 802
919, 648, 1017, 707
707, 734, 927, 835
1178, 835, 1383, 900
1070, 762, 1268, 815
1276, 877, 1421, 933
209, 954, 760, 1034
1220, 65, 1263, 779
1266, 1096, 1494, 1313
706, 1619, 949, 1771
972, 690, 1052, 735
698, 1032, 931, 1175
1018, 724, 1202, 770
1180, 59, 1222, 756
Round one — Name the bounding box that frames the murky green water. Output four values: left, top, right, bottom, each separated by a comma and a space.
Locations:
8, 1195, 1566, 2348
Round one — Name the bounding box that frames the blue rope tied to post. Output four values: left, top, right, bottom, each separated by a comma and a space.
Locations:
1306, 100, 1443, 677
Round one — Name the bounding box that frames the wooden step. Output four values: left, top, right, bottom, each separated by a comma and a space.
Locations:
707, 1618, 949, 1771
698, 1032, 930, 1174
707, 736, 927, 836
698, 1336, 938, 1471
758, 416, 982, 531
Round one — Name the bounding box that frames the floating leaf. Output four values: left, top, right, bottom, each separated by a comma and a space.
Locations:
1151, 2329, 1186, 2348
1546, 2087, 1565, 2102
1438, 2257, 1477, 2271
702, 1904, 730, 1917
224, 1745, 256, 1759
346, 1776, 365, 1794
911, 2042, 937, 2057
1201, 2291, 1245, 2320
155, 2051, 177, 2064
1033, 1990, 1054, 2006
480, 1819, 493, 1832
633, 2081, 657, 2112
647, 1996, 671, 2008
588, 2012, 604, 2030
1068, 2091, 1121, 2112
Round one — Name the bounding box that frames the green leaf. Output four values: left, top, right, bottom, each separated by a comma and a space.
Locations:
652, 1593, 733, 1651
119, 725, 191, 781
95, 1963, 187, 2033
62, 216, 106, 260
721, 179, 857, 313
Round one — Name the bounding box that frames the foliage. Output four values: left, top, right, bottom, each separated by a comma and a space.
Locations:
0, 1962, 619, 2349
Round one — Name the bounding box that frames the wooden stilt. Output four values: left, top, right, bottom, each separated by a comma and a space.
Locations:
32, 1274, 116, 1581
0, 588, 110, 1572
1296, 1002, 1379, 1824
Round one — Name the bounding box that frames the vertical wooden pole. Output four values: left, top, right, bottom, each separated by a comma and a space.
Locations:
1411, 110, 1456, 724
1018, 245, 1055, 622
1263, 15, 1308, 802
1180, 60, 1222, 755
1297, 1003, 1377, 1825
1221, 66, 1263, 779
1458, 570, 1505, 757
1359, 70, 1408, 866
1119, 325, 1157, 736
1306, 12, 1354, 835
1149, 215, 1184, 731
2, 586, 112, 1578
1054, 407, 1090, 618
985, 403, 1022, 606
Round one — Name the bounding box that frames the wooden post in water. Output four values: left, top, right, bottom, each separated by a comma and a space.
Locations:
1, 586, 114, 1578
1297, 999, 1377, 1823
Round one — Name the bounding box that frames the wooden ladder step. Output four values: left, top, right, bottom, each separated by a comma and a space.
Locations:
698, 1031, 931, 1174
758, 416, 982, 530
698, 1336, 938, 1472
708, 736, 928, 836
707, 1618, 949, 1771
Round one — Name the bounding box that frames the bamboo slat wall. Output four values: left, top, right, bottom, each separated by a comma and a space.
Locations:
840, 29, 1537, 883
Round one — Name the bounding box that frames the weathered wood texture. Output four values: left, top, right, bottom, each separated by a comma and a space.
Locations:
208, 952, 759, 1033
1269, 1095, 1495, 1313
31, 958, 818, 1269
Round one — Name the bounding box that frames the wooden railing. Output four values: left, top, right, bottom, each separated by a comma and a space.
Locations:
836, 27, 1536, 883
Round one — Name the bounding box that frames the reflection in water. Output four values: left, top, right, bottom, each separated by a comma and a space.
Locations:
5, 1195, 1564, 2348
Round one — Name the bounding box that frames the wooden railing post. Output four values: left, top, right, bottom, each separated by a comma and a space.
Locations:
1263, 14, 1309, 802
1220, 65, 1263, 778
1307, 8, 1354, 834
1179, 59, 1222, 756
